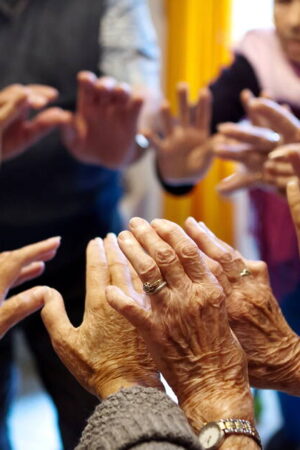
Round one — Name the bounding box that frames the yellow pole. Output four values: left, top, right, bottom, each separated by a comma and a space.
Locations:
164, 0, 234, 244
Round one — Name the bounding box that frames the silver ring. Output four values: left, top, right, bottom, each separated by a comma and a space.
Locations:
240, 268, 252, 277
143, 279, 167, 295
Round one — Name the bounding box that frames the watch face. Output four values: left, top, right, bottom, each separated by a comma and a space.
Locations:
199, 423, 223, 449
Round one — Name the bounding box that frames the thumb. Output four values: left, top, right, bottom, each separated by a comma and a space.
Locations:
40, 287, 74, 345
106, 285, 149, 331
0, 286, 46, 338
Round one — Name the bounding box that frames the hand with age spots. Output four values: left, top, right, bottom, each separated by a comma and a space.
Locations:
0, 236, 61, 338
40, 236, 162, 399
185, 217, 300, 396
105, 217, 254, 433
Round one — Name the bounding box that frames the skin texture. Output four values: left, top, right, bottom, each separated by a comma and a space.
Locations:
145, 83, 214, 184
0, 237, 61, 338
274, 0, 300, 64
61, 71, 144, 169
105, 217, 254, 433
216, 95, 300, 195
0, 84, 70, 162
184, 217, 300, 396
40, 236, 162, 399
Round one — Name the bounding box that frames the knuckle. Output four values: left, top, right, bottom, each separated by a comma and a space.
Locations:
139, 260, 159, 279
179, 242, 199, 260
154, 246, 177, 266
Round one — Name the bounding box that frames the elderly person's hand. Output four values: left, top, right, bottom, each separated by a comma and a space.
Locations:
145, 83, 214, 185
40, 236, 162, 399
185, 218, 300, 396
0, 84, 70, 162
61, 71, 144, 169
105, 218, 255, 436
0, 236, 61, 338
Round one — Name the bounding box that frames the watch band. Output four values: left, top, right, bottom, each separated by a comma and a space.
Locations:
198, 418, 262, 449
218, 419, 262, 448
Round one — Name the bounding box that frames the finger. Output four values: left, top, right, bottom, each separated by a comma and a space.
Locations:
23, 108, 72, 148
106, 285, 150, 331
0, 93, 28, 128
217, 123, 280, 151
202, 254, 232, 296
128, 217, 188, 289
287, 179, 300, 254
77, 71, 98, 111
12, 261, 45, 288
249, 98, 300, 142
159, 101, 173, 136
264, 172, 294, 190
240, 89, 255, 118
0, 286, 46, 338
288, 149, 300, 178
217, 171, 261, 195
85, 238, 109, 309
195, 88, 212, 133
177, 82, 190, 126
110, 83, 131, 105
264, 160, 294, 176
104, 233, 135, 296
214, 144, 255, 162
128, 96, 144, 123
150, 218, 211, 283
40, 287, 74, 344
184, 217, 245, 279
118, 230, 166, 300
27, 85, 58, 100
7, 236, 61, 268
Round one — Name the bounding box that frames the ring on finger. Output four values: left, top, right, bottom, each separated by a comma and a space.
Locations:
143, 279, 167, 295
240, 268, 252, 277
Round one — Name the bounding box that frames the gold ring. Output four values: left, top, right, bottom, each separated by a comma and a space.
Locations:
240, 268, 252, 277
143, 279, 167, 295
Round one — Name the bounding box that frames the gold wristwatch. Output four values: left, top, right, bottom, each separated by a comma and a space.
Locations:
198, 418, 262, 449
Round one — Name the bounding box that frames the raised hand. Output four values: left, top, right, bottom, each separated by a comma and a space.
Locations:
184, 217, 300, 396
61, 71, 144, 169
214, 92, 300, 195
0, 236, 61, 338
145, 83, 213, 184
106, 217, 254, 432
40, 236, 161, 399
0, 84, 70, 162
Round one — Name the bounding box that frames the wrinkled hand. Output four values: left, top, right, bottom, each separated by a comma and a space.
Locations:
61, 72, 144, 169
0, 236, 61, 338
106, 217, 253, 430
40, 236, 161, 399
185, 218, 300, 396
145, 83, 213, 184
0, 84, 70, 162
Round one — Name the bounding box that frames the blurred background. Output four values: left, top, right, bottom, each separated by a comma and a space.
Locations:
9, 1, 281, 448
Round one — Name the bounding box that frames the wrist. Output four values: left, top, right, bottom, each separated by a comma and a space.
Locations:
95, 374, 164, 399
180, 385, 254, 432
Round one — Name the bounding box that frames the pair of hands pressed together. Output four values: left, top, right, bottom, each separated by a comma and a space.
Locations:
0, 72, 144, 169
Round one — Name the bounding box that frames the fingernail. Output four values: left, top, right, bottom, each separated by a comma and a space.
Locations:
269, 149, 288, 160
118, 230, 132, 241
129, 217, 147, 228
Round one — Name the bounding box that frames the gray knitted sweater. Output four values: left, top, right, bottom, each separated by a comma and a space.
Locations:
76, 386, 201, 449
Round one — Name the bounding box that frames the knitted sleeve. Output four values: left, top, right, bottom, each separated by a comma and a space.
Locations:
75, 386, 201, 450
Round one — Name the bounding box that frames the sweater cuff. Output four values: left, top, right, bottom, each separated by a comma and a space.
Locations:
76, 386, 200, 449
156, 160, 195, 196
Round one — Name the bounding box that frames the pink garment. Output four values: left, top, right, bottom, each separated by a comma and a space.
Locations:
237, 29, 300, 299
